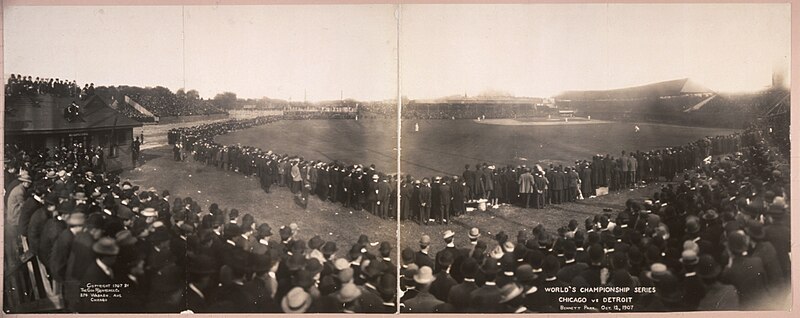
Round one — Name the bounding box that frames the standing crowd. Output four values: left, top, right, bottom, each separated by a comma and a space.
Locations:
169, 115, 399, 218
4, 137, 400, 313
168, 115, 752, 229
398, 126, 790, 312
5, 112, 787, 313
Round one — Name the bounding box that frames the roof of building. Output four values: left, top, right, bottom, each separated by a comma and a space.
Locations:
4, 94, 142, 134
556, 78, 714, 101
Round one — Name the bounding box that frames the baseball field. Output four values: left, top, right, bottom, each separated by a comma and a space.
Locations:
218, 118, 737, 177
123, 118, 738, 257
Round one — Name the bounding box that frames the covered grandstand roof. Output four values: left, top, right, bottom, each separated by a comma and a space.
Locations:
556, 78, 713, 101
5, 94, 142, 134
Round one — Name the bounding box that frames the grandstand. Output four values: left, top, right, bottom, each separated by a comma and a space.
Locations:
556, 78, 714, 112
95, 86, 228, 122
402, 96, 546, 119
554, 78, 789, 128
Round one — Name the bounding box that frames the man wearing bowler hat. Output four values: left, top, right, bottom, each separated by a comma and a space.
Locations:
415, 235, 435, 270
469, 260, 502, 313
6, 172, 32, 263
78, 237, 119, 312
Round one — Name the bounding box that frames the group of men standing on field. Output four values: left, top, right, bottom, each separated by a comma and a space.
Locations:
168, 114, 743, 228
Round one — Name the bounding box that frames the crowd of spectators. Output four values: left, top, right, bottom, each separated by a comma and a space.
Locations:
127, 92, 227, 118
115, 102, 156, 123
698, 89, 789, 114
4, 133, 399, 314
401, 103, 547, 120
169, 114, 399, 219
357, 102, 396, 119
6, 74, 95, 99
168, 113, 751, 228
398, 125, 790, 312
167, 112, 790, 313
282, 111, 357, 120
6, 103, 788, 313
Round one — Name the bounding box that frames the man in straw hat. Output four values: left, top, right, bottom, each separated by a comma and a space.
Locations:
435, 230, 457, 274
331, 282, 362, 313
402, 266, 443, 313
498, 282, 528, 313
281, 287, 312, 313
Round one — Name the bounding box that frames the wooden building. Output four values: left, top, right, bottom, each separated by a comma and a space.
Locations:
4, 93, 142, 171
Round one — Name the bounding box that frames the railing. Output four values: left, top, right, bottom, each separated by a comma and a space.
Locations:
4, 236, 63, 313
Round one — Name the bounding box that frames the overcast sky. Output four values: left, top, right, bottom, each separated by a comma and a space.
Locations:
401, 4, 790, 99
4, 5, 397, 101
4, 4, 790, 101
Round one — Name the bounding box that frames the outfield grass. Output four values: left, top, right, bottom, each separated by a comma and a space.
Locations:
218, 118, 736, 177
216, 119, 399, 173
127, 118, 737, 258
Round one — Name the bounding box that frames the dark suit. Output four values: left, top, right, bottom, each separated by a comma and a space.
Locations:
435, 246, 459, 274
400, 183, 413, 220
450, 182, 465, 216
358, 285, 386, 313
26, 206, 49, 255
438, 183, 451, 223
39, 218, 67, 273
428, 271, 457, 302
720, 255, 770, 309
415, 251, 435, 270
187, 283, 209, 313
49, 228, 75, 282
463, 170, 476, 200
377, 181, 391, 219
418, 185, 432, 222
243, 277, 279, 312
469, 284, 502, 313
78, 260, 117, 313
402, 290, 444, 313
367, 181, 380, 214
557, 261, 588, 283
17, 196, 43, 237
447, 280, 478, 310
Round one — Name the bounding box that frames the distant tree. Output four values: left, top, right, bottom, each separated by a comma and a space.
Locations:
152, 86, 172, 97
213, 92, 238, 109
186, 89, 200, 100
176, 88, 186, 99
